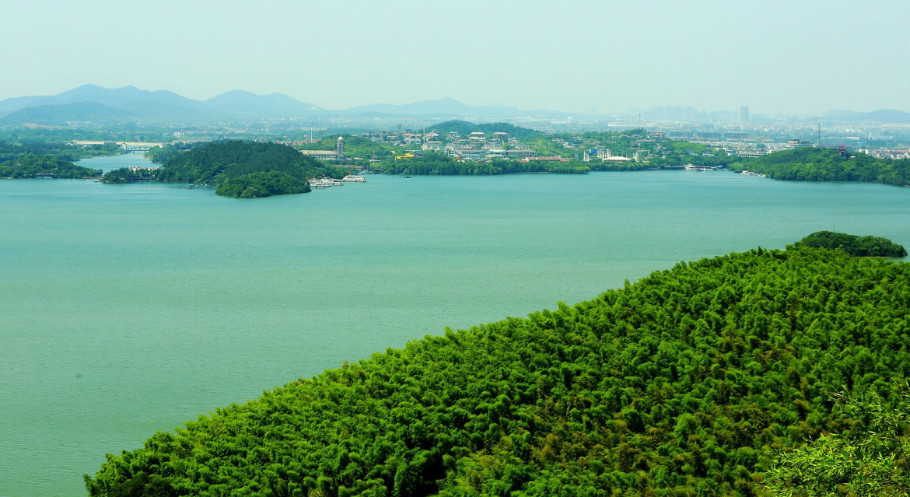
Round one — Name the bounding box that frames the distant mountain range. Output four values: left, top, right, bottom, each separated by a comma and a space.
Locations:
0, 84, 907, 126
0, 85, 325, 124
0, 85, 534, 126
822, 109, 910, 124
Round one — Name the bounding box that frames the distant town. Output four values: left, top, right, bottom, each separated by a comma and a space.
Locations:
282, 118, 909, 167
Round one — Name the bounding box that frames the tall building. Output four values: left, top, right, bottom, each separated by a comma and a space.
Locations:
335, 136, 344, 160
739, 106, 750, 125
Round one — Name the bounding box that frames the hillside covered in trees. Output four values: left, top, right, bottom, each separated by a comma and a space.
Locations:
729, 147, 910, 187
0, 153, 101, 179
85, 246, 910, 496
0, 140, 116, 178
105, 141, 345, 198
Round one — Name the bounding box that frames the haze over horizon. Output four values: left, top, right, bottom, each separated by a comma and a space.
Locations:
3, 0, 908, 117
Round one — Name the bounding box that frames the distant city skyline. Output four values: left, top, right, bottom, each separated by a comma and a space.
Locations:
3, 0, 908, 116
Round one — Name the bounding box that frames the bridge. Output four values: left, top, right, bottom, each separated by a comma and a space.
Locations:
118, 142, 164, 152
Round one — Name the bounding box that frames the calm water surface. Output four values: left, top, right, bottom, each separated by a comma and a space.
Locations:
2, 153, 909, 496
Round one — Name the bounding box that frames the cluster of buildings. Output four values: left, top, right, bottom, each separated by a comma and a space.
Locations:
432, 131, 537, 161
856, 147, 910, 160
299, 122, 910, 166
358, 129, 643, 163
299, 136, 346, 161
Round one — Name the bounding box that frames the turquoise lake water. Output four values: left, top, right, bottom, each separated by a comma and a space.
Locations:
2, 152, 909, 496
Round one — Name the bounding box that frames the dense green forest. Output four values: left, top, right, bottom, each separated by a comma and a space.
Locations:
644, 141, 735, 169
101, 166, 159, 184
145, 143, 188, 165
794, 231, 907, 258
156, 141, 341, 184
216, 171, 310, 198
729, 148, 910, 187
762, 386, 910, 496
86, 246, 910, 496
0, 140, 118, 178
106, 141, 344, 198
0, 153, 102, 178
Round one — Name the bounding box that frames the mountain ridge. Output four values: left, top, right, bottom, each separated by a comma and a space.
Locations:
0, 85, 524, 124
1, 85, 908, 125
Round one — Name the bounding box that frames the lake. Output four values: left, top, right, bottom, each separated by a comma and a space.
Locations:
2, 152, 908, 496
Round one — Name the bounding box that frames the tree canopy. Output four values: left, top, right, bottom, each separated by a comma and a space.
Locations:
0, 153, 101, 178
794, 231, 907, 258
0, 140, 114, 178
105, 140, 344, 198
86, 247, 910, 496
763, 385, 910, 496
729, 148, 910, 187
216, 171, 310, 198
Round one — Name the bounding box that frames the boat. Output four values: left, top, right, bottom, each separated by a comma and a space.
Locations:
309, 177, 343, 189
342, 174, 366, 183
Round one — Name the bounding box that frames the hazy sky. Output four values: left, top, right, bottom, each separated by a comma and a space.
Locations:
2, 0, 907, 115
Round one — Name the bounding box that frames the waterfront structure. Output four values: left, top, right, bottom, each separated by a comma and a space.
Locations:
300, 150, 337, 161
300, 136, 345, 161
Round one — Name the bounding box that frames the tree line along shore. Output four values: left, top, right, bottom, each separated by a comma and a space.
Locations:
3, 125, 909, 198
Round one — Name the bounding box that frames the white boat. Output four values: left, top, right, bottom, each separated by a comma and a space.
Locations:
308, 178, 332, 189
342, 174, 366, 183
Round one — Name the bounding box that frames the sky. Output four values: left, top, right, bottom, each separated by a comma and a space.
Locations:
1, 0, 908, 116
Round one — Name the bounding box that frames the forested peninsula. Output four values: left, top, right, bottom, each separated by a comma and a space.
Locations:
0, 140, 110, 178
104, 141, 344, 198
730, 147, 910, 187
86, 246, 910, 496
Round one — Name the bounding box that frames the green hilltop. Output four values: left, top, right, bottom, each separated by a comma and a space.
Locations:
104, 141, 345, 198
729, 147, 910, 187
86, 246, 910, 496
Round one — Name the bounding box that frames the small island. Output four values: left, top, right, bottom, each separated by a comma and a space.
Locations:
793, 230, 907, 257
103, 140, 345, 198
